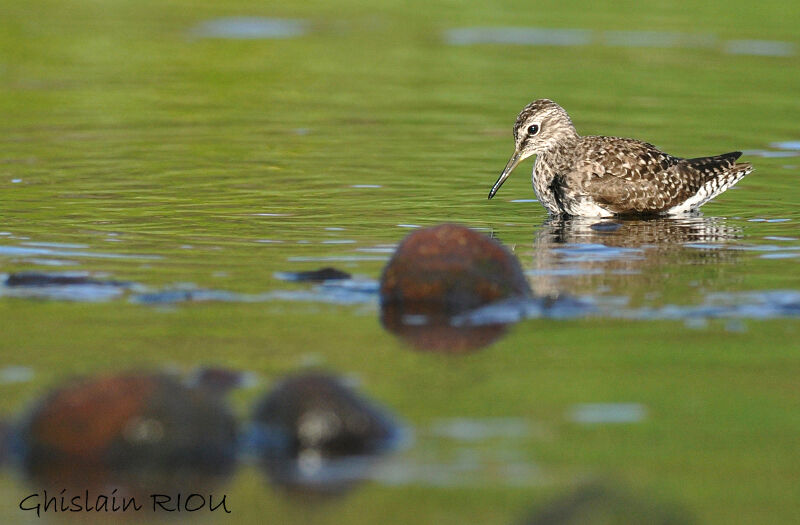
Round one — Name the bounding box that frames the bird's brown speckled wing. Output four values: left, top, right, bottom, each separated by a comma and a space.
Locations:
566, 137, 742, 214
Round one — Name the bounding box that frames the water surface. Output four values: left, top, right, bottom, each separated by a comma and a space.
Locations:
1, 0, 799, 523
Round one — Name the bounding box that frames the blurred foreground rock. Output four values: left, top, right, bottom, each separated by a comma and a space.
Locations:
252, 373, 402, 496
19, 372, 237, 496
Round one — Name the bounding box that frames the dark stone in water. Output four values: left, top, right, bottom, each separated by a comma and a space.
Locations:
283, 267, 352, 282
520, 482, 694, 525
253, 373, 397, 459
381, 302, 508, 354
252, 373, 401, 497
380, 224, 531, 313
19, 372, 237, 495
5, 272, 127, 287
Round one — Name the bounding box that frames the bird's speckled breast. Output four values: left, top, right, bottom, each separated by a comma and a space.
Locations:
533, 154, 612, 217
531, 156, 561, 215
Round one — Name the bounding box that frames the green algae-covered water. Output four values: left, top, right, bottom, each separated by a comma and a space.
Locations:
1, 0, 799, 523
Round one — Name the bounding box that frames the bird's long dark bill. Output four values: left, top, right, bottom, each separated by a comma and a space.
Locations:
488, 152, 522, 199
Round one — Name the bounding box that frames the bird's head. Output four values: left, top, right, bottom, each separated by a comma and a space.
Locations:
488, 99, 577, 199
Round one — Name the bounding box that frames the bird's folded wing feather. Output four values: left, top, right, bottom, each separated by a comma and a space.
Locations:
566, 138, 685, 213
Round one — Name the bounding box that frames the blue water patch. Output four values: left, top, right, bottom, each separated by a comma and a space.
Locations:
626, 290, 800, 320
0, 366, 34, 385
603, 31, 715, 49
430, 418, 537, 441
724, 39, 796, 57
444, 27, 795, 57
131, 288, 256, 305
742, 149, 799, 158
287, 255, 389, 262
19, 258, 78, 267
451, 296, 597, 325
356, 246, 398, 254
21, 241, 88, 249
132, 279, 379, 306
372, 418, 546, 488
551, 243, 644, 263
445, 27, 591, 47
568, 403, 647, 424
770, 141, 800, 151
0, 243, 162, 261
190, 17, 307, 40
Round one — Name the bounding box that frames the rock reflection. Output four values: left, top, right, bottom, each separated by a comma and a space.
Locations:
528, 216, 741, 297
18, 372, 237, 501
252, 373, 403, 498
381, 302, 508, 354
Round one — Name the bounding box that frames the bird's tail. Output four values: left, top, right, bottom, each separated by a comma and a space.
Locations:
678, 151, 753, 209
682, 151, 749, 176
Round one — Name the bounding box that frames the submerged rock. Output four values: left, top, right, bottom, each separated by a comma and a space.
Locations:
520, 482, 694, 525
252, 373, 402, 496
278, 267, 352, 282
5, 272, 127, 287
19, 372, 237, 495
380, 224, 531, 313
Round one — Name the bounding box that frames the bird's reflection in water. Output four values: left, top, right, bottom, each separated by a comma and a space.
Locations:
526, 215, 741, 298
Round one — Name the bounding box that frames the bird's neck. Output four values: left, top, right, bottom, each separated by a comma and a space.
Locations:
540, 129, 580, 167
556, 125, 580, 148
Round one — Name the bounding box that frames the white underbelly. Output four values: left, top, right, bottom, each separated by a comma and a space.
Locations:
567, 200, 615, 217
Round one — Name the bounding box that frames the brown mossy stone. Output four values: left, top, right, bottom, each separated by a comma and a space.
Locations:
21, 372, 237, 494
380, 224, 531, 313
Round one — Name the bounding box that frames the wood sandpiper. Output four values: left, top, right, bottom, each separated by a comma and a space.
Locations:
488, 99, 753, 216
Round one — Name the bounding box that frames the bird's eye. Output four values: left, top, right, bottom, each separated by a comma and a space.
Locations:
528, 124, 540, 135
